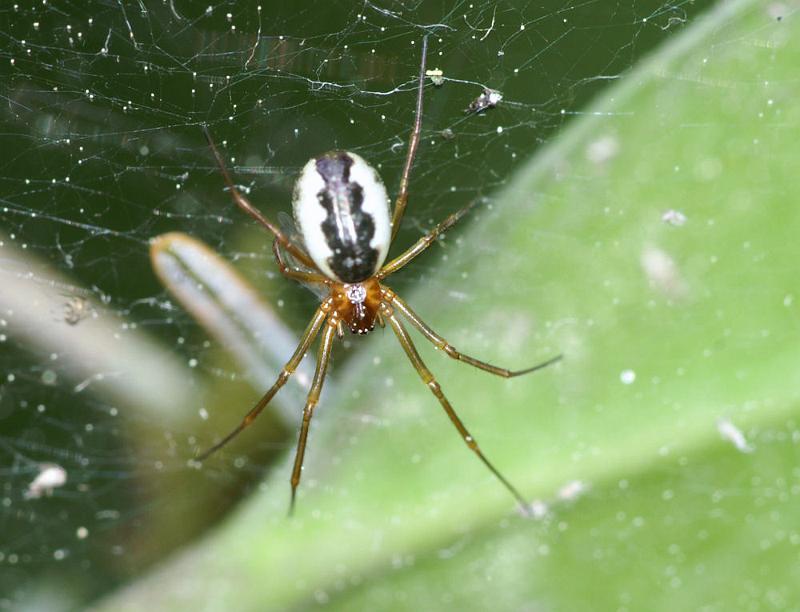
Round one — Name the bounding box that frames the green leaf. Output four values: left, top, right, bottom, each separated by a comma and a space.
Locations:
93, 0, 800, 609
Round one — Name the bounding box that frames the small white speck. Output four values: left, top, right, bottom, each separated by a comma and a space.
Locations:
717, 418, 754, 453
620, 369, 636, 385
662, 209, 687, 226
25, 463, 67, 499
641, 246, 688, 298
557, 480, 587, 501
527, 500, 549, 519
586, 135, 619, 164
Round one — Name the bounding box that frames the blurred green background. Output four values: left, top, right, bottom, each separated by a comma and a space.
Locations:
3, 0, 799, 610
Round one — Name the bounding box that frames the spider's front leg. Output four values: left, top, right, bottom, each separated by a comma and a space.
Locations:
390, 34, 429, 241
378, 200, 477, 280
203, 125, 316, 270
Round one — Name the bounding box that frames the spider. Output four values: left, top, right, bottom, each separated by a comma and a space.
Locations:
199, 36, 560, 515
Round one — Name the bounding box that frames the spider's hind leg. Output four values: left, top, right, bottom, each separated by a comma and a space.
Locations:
390, 294, 561, 377
382, 304, 533, 515
272, 239, 329, 285
196, 304, 329, 461
289, 320, 337, 515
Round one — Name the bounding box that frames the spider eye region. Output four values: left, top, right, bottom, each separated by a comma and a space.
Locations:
293, 151, 391, 283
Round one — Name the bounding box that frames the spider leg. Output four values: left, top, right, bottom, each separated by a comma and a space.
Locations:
196, 303, 330, 461
390, 35, 429, 242
378, 201, 476, 279
389, 293, 562, 376
272, 239, 330, 285
383, 305, 532, 515
289, 320, 336, 515
203, 125, 317, 270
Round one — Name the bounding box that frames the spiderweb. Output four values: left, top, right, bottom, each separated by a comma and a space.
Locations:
0, 0, 706, 607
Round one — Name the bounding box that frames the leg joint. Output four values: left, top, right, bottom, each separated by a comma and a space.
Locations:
442, 343, 458, 358
381, 287, 396, 302
302, 399, 319, 419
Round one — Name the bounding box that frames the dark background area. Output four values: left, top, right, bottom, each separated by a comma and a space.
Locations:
0, 0, 710, 607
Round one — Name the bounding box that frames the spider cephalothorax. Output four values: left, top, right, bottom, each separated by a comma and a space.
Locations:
330, 278, 383, 335
199, 36, 560, 516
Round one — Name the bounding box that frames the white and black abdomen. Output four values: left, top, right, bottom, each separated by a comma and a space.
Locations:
293, 151, 391, 283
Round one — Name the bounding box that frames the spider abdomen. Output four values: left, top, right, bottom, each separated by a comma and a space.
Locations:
293, 151, 391, 283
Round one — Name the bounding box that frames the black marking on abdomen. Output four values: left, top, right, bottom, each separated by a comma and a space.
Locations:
315, 152, 378, 283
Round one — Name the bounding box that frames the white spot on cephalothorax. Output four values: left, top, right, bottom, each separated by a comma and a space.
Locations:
620, 369, 636, 384
345, 283, 367, 304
